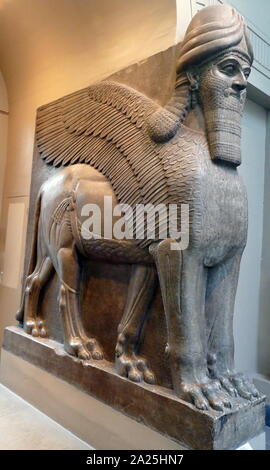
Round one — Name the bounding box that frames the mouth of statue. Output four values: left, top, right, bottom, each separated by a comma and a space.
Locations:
224, 89, 246, 103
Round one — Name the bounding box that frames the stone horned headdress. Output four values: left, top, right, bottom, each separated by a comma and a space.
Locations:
177, 4, 254, 74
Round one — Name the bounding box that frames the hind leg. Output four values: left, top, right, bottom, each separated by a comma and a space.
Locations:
115, 264, 156, 384
22, 256, 53, 337
57, 246, 103, 360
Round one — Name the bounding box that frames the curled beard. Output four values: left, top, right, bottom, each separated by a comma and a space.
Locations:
199, 72, 246, 166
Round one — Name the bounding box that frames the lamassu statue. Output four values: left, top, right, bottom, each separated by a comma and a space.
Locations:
17, 5, 260, 412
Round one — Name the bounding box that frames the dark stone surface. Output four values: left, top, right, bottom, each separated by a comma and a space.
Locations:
3, 326, 266, 450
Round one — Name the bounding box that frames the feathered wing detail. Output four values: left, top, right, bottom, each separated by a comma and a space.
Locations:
36, 81, 181, 245
37, 81, 165, 205
36, 80, 194, 246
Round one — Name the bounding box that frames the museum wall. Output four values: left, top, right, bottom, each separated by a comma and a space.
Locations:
228, 0, 270, 380
0, 70, 8, 229
258, 112, 270, 378
232, 0, 270, 381
0, 0, 269, 387
235, 99, 267, 373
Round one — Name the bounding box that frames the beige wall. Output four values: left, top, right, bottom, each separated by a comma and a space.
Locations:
0, 113, 8, 220
0, 0, 176, 199
0, 71, 8, 111
0, 0, 177, 342
0, 70, 8, 264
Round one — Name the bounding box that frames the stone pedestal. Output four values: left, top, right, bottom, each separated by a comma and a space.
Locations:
1, 326, 266, 450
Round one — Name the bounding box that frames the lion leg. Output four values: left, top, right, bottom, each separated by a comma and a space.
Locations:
206, 251, 260, 400
57, 246, 103, 361
115, 264, 156, 384
150, 240, 232, 411
22, 256, 53, 337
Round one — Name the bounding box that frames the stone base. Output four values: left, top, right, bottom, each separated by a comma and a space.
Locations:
2, 326, 266, 450
0, 349, 182, 450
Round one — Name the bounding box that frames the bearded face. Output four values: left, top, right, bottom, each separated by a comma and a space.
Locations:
198, 52, 251, 166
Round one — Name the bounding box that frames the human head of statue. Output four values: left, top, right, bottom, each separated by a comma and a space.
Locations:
176, 4, 254, 166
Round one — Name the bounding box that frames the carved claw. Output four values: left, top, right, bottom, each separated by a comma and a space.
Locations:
65, 337, 104, 361
181, 384, 209, 410
115, 333, 155, 384
24, 318, 47, 338
179, 379, 232, 411
76, 343, 92, 361
219, 376, 238, 397
230, 373, 260, 400
85, 338, 104, 360
201, 380, 232, 411
115, 352, 155, 385
217, 372, 260, 400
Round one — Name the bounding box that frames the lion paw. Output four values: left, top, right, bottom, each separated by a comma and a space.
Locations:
66, 337, 104, 361
115, 332, 155, 384
115, 352, 155, 384
179, 379, 232, 411
24, 318, 47, 338
220, 373, 260, 400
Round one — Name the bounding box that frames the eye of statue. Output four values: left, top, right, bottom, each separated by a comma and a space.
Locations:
218, 60, 238, 77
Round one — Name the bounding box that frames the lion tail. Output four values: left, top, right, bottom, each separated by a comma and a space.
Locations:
16, 190, 42, 323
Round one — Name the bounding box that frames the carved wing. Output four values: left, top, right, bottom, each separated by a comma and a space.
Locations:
36, 81, 170, 209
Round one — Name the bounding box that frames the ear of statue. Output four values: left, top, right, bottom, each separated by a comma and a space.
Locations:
186, 70, 199, 108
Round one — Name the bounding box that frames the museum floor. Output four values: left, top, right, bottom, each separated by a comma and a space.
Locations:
0, 382, 269, 450
0, 384, 92, 450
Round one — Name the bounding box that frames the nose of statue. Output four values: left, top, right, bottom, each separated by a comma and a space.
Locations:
232, 72, 247, 93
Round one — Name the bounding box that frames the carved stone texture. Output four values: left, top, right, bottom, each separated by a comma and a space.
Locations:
11, 4, 265, 449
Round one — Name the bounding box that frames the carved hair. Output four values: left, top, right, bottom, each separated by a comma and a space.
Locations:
146, 72, 191, 143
